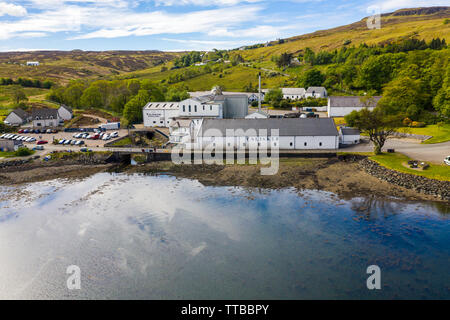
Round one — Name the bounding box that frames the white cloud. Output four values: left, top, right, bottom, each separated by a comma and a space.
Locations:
0, 2, 27, 16
154, 0, 262, 6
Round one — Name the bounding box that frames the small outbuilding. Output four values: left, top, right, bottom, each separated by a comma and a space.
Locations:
58, 105, 73, 121
339, 127, 361, 145
4, 108, 30, 126
0, 139, 23, 151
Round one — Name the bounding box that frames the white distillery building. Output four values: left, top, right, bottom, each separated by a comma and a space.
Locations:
305, 87, 328, 98
32, 108, 62, 128
26, 61, 40, 66
327, 96, 382, 117
58, 105, 73, 121
281, 88, 306, 100
195, 118, 339, 150
339, 127, 361, 145
4, 108, 30, 126
143, 102, 180, 127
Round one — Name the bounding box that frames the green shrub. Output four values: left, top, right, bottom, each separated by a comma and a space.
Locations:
14, 147, 33, 157
411, 121, 426, 128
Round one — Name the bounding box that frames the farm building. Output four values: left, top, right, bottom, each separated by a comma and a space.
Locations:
339, 127, 361, 145
194, 118, 339, 150
4, 108, 30, 126
0, 139, 23, 151
58, 105, 73, 121
143, 102, 180, 128
32, 108, 62, 128
281, 88, 306, 100
26, 61, 40, 66
327, 96, 382, 117
305, 87, 328, 98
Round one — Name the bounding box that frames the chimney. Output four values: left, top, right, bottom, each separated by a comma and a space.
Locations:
258, 72, 262, 113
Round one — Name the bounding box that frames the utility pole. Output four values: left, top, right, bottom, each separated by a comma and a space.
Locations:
258, 72, 262, 113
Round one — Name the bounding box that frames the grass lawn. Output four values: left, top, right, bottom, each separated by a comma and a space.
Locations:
111, 137, 132, 146
397, 124, 450, 144
369, 152, 450, 181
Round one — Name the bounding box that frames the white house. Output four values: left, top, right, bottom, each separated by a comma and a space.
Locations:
305, 87, 328, 98
32, 108, 62, 128
143, 102, 180, 128
339, 127, 361, 145
4, 108, 30, 126
179, 97, 223, 119
26, 61, 40, 66
327, 96, 382, 117
281, 88, 306, 100
58, 105, 73, 121
195, 118, 339, 150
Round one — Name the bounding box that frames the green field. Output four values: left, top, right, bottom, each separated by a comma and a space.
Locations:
397, 124, 450, 144
369, 153, 450, 181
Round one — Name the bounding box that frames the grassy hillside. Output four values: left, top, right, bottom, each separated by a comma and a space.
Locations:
239, 7, 450, 62
0, 50, 181, 85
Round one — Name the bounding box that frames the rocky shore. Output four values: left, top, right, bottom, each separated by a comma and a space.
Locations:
0, 154, 447, 203
359, 158, 450, 201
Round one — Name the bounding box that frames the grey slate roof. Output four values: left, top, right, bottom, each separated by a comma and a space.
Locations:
201, 118, 338, 137
329, 96, 382, 108
59, 104, 73, 113
341, 128, 360, 135
31, 108, 59, 120
11, 108, 30, 120
306, 87, 327, 94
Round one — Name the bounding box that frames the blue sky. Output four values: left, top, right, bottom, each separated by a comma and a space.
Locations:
0, 0, 447, 52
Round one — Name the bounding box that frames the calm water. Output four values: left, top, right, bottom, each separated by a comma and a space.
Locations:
0, 173, 448, 299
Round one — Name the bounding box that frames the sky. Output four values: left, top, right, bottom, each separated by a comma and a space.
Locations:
0, 0, 448, 52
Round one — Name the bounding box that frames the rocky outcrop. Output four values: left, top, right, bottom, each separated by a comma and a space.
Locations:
359, 158, 450, 201
0, 158, 32, 168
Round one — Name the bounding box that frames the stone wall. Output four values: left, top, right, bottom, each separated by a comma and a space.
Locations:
358, 158, 450, 201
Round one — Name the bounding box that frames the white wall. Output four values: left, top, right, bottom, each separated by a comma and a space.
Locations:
328, 106, 375, 117
58, 108, 72, 121
33, 119, 58, 127
143, 108, 179, 127
197, 135, 338, 150
179, 99, 222, 118
5, 113, 24, 125
341, 135, 360, 145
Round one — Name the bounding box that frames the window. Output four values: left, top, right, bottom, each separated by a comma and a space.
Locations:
290, 142, 293, 147
319, 142, 322, 146
195, 105, 197, 112
183, 105, 185, 112
274, 143, 277, 147
203, 106, 205, 111
189, 105, 191, 112
210, 106, 212, 111
304, 142, 307, 146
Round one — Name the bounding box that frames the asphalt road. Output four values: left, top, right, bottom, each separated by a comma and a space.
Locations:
343, 138, 450, 164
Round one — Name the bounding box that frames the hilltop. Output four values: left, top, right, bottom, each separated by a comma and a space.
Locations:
0, 50, 181, 85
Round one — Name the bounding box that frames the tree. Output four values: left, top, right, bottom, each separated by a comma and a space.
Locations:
345, 102, 403, 154
298, 69, 325, 87
264, 88, 283, 105
276, 52, 293, 68
63, 82, 85, 109
303, 47, 315, 65
123, 90, 150, 124
378, 76, 430, 120
12, 87, 28, 105
80, 86, 102, 109
166, 87, 189, 101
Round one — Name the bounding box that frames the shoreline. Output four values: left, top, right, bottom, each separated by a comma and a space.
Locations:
0, 156, 447, 204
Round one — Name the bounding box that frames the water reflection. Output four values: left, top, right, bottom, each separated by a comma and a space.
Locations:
0, 173, 448, 300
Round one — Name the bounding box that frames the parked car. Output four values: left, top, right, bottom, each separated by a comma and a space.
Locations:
37, 140, 48, 145
64, 140, 72, 145
445, 156, 450, 166
80, 147, 88, 152
71, 140, 77, 145
111, 132, 119, 138
33, 145, 44, 151
18, 129, 24, 133
59, 139, 66, 145
24, 129, 30, 133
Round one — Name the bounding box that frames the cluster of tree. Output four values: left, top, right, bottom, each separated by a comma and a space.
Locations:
272, 53, 293, 68
0, 77, 53, 89
47, 79, 190, 124
292, 43, 449, 122
299, 38, 447, 66
167, 66, 212, 84
174, 51, 202, 68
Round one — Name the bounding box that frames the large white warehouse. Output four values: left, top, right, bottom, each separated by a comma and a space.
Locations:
195, 118, 339, 150
327, 96, 382, 117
